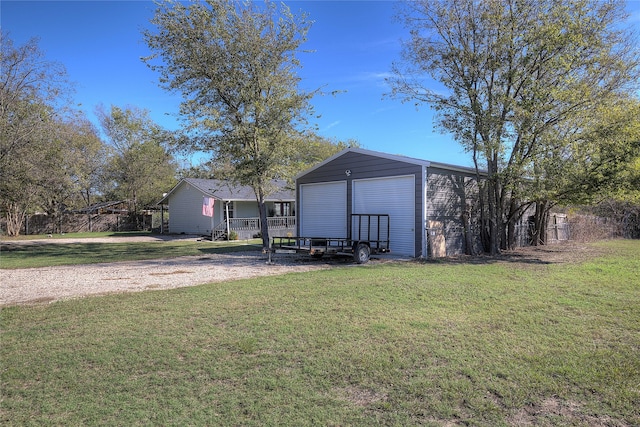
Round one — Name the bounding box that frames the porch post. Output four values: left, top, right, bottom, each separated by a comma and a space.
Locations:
160, 204, 164, 234
225, 201, 230, 241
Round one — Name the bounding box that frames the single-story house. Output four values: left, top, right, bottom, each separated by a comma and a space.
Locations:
296, 147, 529, 258
158, 178, 295, 240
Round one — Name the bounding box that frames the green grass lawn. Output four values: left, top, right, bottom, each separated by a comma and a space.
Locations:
1, 240, 639, 426
1, 231, 157, 241
0, 234, 262, 269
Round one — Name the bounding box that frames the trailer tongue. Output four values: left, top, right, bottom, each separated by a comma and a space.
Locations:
272, 214, 391, 264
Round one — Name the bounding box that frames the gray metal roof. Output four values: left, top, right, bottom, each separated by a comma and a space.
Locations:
295, 147, 484, 179
158, 178, 294, 204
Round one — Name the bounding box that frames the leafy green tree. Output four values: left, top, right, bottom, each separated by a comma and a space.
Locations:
36, 116, 93, 232
0, 33, 74, 235
96, 105, 177, 221
528, 97, 640, 244
390, 0, 639, 253
143, 0, 316, 248
64, 114, 110, 211
282, 132, 359, 185
205, 131, 359, 186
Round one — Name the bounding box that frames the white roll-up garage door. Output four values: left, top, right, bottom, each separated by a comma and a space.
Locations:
300, 181, 347, 238
353, 175, 415, 256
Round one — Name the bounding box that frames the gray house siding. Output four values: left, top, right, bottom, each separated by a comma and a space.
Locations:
168, 181, 215, 235
234, 201, 258, 218
297, 150, 425, 257
425, 167, 482, 256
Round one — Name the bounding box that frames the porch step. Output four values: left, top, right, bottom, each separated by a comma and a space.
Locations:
213, 230, 227, 241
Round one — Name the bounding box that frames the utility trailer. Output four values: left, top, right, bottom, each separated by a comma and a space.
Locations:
272, 214, 391, 264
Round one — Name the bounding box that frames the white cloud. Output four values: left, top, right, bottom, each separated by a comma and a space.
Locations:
353, 71, 394, 88
324, 121, 341, 130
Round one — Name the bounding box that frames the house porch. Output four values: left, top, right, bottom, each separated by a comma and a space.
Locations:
212, 216, 296, 240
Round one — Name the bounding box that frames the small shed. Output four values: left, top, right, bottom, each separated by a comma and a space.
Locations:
296, 148, 485, 258
158, 178, 295, 239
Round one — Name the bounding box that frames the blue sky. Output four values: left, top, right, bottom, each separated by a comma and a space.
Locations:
3, 0, 640, 168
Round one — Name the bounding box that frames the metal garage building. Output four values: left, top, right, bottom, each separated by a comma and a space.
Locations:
296, 148, 486, 258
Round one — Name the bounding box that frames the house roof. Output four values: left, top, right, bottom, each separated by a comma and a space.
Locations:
295, 147, 484, 179
158, 178, 295, 205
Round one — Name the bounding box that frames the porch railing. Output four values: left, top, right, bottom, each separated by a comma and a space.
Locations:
267, 216, 296, 229
229, 217, 260, 231
219, 216, 296, 232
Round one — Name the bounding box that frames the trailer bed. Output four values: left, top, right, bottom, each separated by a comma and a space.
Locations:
271, 214, 391, 263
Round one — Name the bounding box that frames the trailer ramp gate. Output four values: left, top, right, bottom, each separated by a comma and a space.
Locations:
272, 214, 390, 264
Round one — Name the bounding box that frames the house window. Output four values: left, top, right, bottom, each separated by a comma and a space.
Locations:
273, 202, 291, 217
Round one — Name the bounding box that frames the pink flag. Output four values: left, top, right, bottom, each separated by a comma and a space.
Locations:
202, 197, 215, 217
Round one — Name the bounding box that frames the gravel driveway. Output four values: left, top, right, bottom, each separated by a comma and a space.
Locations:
0, 236, 332, 306
1, 236, 585, 307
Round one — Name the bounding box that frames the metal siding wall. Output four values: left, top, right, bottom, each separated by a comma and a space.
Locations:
426, 168, 481, 255
300, 181, 347, 237
420, 167, 428, 258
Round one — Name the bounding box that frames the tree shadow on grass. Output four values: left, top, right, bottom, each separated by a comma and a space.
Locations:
413, 242, 600, 266
429, 252, 552, 266
0, 241, 264, 268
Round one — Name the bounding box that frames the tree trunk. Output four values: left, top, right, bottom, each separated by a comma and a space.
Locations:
255, 187, 270, 250
461, 210, 475, 256
531, 200, 550, 246
488, 178, 501, 255
506, 217, 516, 250
5, 202, 26, 236
486, 155, 504, 255
477, 181, 491, 253
505, 196, 520, 251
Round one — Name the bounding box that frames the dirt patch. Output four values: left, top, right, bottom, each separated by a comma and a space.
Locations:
427, 241, 606, 266
503, 242, 606, 264
508, 396, 630, 426
333, 386, 387, 407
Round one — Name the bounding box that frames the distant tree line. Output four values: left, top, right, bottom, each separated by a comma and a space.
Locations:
0, 32, 178, 236
0, 26, 350, 237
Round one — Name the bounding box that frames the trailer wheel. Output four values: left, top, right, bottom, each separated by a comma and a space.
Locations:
353, 243, 371, 264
